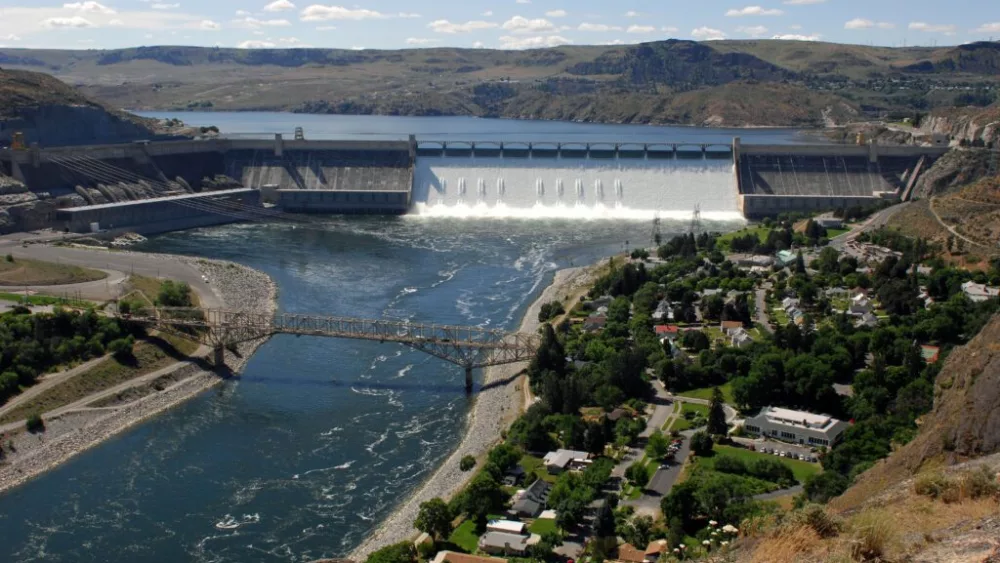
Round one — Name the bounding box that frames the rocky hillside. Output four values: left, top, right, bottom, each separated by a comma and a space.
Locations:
923, 104, 1000, 146
912, 149, 995, 198
2, 40, 997, 128
0, 68, 167, 147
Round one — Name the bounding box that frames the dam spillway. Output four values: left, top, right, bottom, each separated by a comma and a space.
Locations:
0, 135, 950, 234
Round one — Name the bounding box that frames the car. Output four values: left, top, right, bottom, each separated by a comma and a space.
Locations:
779, 452, 786, 457
772, 450, 780, 456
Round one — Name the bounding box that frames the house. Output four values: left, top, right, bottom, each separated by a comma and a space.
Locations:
606, 408, 628, 422
776, 250, 798, 267
502, 465, 525, 486
720, 320, 743, 334
487, 520, 528, 535
825, 287, 849, 298
961, 281, 1000, 303
849, 294, 873, 316
652, 299, 673, 321
857, 312, 879, 328
700, 288, 723, 298
730, 328, 753, 349
478, 532, 540, 556
542, 449, 590, 473
921, 345, 941, 364
432, 551, 508, 563
781, 297, 800, 312
508, 479, 551, 518
644, 540, 669, 562
616, 543, 646, 563
743, 406, 849, 447
583, 315, 607, 333
654, 325, 681, 341
731, 254, 775, 269
788, 308, 805, 323
815, 216, 844, 230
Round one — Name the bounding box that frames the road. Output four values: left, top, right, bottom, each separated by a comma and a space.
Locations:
829, 202, 910, 253
0, 356, 109, 420
754, 484, 803, 501
0, 243, 221, 308
754, 288, 773, 334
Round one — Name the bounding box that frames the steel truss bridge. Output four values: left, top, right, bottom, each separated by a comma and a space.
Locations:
122, 308, 540, 390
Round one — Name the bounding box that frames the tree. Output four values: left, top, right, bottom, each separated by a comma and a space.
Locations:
365, 542, 416, 563
462, 473, 503, 520
707, 387, 728, 436
26, 413, 45, 433
620, 515, 654, 548
690, 431, 714, 456
661, 481, 699, 527
460, 455, 476, 471
593, 498, 616, 538
625, 462, 650, 488
157, 280, 193, 307
794, 251, 807, 274
414, 497, 453, 541
667, 516, 685, 549
682, 330, 710, 352
803, 471, 849, 503
487, 443, 521, 473
646, 430, 671, 460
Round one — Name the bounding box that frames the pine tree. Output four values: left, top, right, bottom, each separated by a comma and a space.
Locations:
707, 387, 728, 436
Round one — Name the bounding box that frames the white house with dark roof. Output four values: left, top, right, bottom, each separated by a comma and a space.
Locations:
743, 406, 849, 447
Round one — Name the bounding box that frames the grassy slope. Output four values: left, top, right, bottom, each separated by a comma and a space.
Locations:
677, 383, 735, 405
0, 257, 107, 286
702, 444, 821, 484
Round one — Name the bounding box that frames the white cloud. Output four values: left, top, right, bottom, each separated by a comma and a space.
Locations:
772, 33, 820, 40
63, 2, 116, 14
789, 23, 802, 29
238, 39, 276, 48
691, 26, 727, 40
300, 5, 390, 21
578, 23, 622, 32
662, 26, 678, 33
233, 17, 292, 28
482, 10, 493, 16
726, 6, 784, 16
624, 10, 639, 17
42, 16, 95, 28
626, 25, 656, 34
398, 13, 421, 18
515, 0, 531, 3
405, 37, 439, 44
737, 25, 769, 36
264, 0, 296, 11
108, 18, 123, 26
151, 3, 180, 9
499, 34, 571, 49
350, 45, 364, 50
603, 39, 625, 45
974, 22, 1000, 33
199, 19, 220, 30
502, 16, 556, 34
472, 41, 484, 48
908, 21, 957, 34
546, 10, 567, 18
844, 18, 872, 29
0, 34, 22, 41
236, 10, 251, 16
428, 19, 498, 34
316, 25, 336, 30
783, 0, 825, 4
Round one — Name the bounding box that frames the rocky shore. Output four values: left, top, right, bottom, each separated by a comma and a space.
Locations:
0, 255, 277, 495
348, 263, 600, 561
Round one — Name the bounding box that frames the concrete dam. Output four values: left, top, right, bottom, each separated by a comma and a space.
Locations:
0, 136, 948, 234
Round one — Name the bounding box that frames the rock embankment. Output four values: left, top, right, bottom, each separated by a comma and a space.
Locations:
0, 256, 277, 494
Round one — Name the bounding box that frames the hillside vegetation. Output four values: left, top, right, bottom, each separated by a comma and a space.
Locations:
1, 40, 997, 127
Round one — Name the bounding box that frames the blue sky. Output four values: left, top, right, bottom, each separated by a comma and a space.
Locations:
0, 0, 997, 50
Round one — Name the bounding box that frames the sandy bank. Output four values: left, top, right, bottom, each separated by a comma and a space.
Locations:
348, 263, 601, 561
0, 255, 277, 495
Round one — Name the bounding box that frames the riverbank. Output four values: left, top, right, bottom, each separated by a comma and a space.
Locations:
348, 261, 602, 561
0, 255, 277, 495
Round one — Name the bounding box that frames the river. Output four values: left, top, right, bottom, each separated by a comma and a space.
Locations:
0, 115, 805, 563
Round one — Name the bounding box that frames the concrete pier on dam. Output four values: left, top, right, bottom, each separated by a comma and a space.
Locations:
0, 135, 949, 235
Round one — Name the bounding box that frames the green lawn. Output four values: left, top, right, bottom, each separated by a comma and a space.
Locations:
717, 226, 772, 251
669, 402, 709, 432
678, 383, 734, 405
529, 518, 557, 535
0, 292, 92, 308
826, 228, 851, 239
520, 454, 556, 483
448, 514, 506, 553
704, 445, 821, 484
682, 403, 709, 417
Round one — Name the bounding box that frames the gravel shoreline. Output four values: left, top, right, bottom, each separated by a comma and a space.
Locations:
0, 254, 277, 495
348, 263, 600, 561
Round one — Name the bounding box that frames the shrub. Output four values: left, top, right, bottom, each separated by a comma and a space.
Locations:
850, 510, 896, 562
459, 455, 476, 472
793, 504, 841, 538
913, 472, 956, 500
625, 462, 650, 487
108, 336, 135, 360
959, 465, 999, 500
26, 413, 45, 433
4, 254, 12, 262
690, 431, 714, 456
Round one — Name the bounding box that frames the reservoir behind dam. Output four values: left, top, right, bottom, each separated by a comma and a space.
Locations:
0, 115, 798, 562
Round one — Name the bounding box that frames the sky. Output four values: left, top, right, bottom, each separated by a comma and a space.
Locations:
0, 0, 997, 51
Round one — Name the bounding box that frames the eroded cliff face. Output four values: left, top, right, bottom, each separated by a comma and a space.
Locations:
923, 104, 1000, 146
1, 104, 158, 147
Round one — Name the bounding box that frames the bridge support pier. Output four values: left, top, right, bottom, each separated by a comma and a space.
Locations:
465, 365, 473, 393
213, 344, 225, 368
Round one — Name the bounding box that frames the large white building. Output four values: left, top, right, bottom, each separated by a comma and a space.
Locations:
743, 407, 849, 447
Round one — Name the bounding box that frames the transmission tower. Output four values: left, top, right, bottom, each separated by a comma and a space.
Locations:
651, 212, 662, 247
689, 204, 702, 234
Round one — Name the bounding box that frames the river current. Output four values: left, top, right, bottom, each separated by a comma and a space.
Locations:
0, 115, 809, 562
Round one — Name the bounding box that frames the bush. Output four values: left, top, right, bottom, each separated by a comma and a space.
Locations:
108, 336, 135, 360
960, 465, 999, 500
850, 510, 896, 562
913, 472, 956, 500
690, 431, 714, 456
26, 413, 45, 433
793, 504, 841, 538
4, 254, 12, 262
625, 462, 650, 487
460, 455, 476, 472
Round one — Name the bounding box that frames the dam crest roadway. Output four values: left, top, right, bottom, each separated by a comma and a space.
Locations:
121, 307, 541, 391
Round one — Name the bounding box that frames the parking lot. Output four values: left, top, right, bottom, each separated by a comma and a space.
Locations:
733, 437, 822, 463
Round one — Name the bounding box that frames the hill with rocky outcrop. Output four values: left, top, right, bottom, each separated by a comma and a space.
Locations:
0, 68, 168, 147
1, 40, 997, 128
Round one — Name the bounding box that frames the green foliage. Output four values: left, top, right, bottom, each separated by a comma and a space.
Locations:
646, 429, 671, 460
108, 335, 135, 360
690, 431, 714, 456
625, 461, 650, 488
804, 471, 849, 503
414, 497, 453, 540
711, 455, 796, 488
538, 301, 565, 323
487, 443, 521, 473
4, 254, 12, 263
707, 386, 728, 436
618, 514, 654, 548
459, 455, 476, 472
461, 472, 504, 520
156, 280, 193, 307
365, 542, 416, 563
25, 412, 44, 433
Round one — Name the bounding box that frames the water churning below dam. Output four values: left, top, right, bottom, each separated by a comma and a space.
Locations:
412, 156, 742, 221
